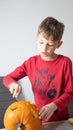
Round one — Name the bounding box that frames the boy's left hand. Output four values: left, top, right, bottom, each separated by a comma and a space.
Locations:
39, 102, 58, 122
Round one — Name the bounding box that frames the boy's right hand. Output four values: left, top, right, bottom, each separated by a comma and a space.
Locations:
9, 82, 22, 98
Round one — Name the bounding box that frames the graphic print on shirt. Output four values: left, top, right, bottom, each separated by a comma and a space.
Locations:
33, 68, 58, 99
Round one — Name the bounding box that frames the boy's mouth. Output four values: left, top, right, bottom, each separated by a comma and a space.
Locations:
42, 52, 48, 56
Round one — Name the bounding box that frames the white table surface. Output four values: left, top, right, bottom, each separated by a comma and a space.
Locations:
0, 129, 5, 130
0, 120, 73, 130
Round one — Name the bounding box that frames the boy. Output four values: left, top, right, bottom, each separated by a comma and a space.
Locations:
3, 17, 73, 122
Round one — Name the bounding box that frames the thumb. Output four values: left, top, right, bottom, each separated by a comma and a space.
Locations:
9, 86, 15, 94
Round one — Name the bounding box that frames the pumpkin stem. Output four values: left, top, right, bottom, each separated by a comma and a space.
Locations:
17, 123, 25, 130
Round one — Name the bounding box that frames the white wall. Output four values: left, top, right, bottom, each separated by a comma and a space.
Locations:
0, 0, 73, 102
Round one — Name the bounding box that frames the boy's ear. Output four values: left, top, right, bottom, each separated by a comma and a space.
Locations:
57, 41, 63, 48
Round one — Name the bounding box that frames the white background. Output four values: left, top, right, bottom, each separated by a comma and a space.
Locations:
0, 0, 73, 102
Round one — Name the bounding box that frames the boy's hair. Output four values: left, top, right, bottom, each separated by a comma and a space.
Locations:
38, 17, 65, 41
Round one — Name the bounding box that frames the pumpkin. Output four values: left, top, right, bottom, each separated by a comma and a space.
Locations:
4, 100, 42, 130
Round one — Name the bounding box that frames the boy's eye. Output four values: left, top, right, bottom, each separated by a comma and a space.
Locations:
40, 42, 43, 44
47, 44, 54, 47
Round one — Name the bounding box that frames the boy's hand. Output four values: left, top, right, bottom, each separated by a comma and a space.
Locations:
9, 82, 22, 98
39, 103, 58, 122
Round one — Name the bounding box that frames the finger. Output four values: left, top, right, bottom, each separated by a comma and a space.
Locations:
9, 87, 15, 94
9, 82, 16, 94
13, 86, 22, 98
43, 110, 54, 121
39, 107, 45, 115
39, 108, 47, 119
43, 112, 50, 121
13, 85, 19, 98
15, 87, 22, 98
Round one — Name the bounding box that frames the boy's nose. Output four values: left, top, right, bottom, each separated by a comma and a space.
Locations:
43, 45, 47, 51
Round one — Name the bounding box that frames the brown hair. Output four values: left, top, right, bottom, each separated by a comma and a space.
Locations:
38, 17, 65, 41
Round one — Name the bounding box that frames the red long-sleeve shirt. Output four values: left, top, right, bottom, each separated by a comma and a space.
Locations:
3, 55, 73, 122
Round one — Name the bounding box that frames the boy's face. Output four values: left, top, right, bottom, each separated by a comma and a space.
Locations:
36, 33, 62, 60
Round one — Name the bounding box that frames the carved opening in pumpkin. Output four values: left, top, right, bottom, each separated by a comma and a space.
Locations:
31, 108, 38, 118
10, 107, 17, 111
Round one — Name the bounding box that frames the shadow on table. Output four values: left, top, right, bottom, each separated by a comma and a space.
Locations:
41, 120, 73, 130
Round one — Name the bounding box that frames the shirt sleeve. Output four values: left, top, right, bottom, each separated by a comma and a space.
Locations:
3, 60, 28, 89
53, 58, 73, 113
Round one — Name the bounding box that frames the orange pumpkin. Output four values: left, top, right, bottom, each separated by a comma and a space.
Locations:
4, 100, 42, 130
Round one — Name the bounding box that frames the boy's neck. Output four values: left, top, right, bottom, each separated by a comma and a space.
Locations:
41, 54, 58, 61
